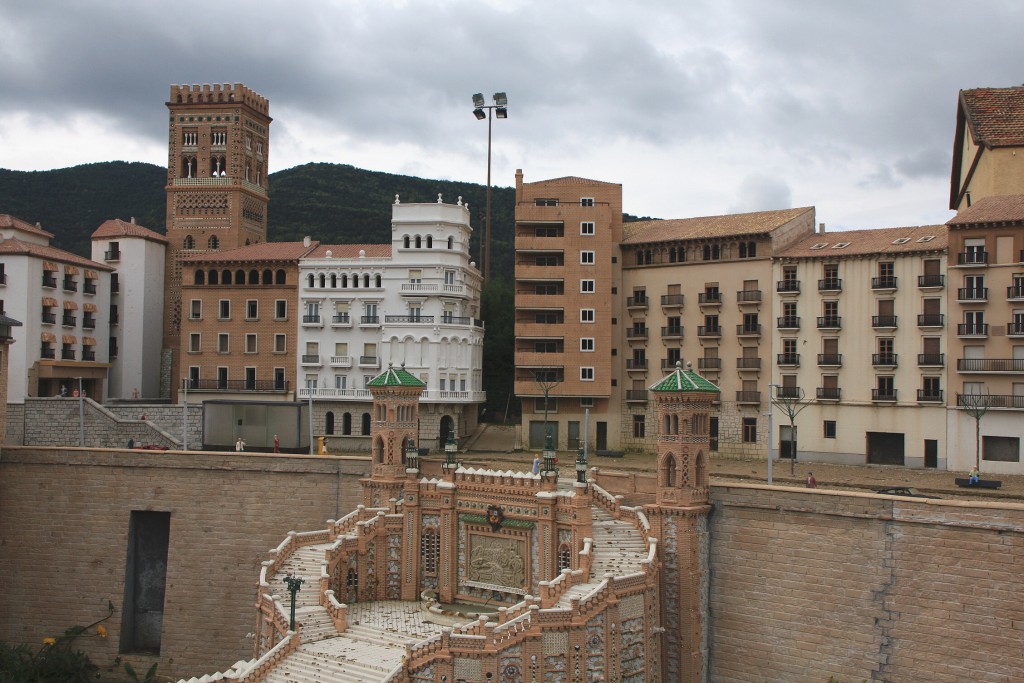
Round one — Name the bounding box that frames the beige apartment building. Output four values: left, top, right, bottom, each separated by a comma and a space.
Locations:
945, 195, 1024, 474
772, 225, 949, 468
950, 86, 1024, 211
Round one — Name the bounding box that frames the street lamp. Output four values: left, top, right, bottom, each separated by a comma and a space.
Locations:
282, 575, 304, 632
444, 432, 459, 471
765, 383, 779, 485
471, 91, 508, 282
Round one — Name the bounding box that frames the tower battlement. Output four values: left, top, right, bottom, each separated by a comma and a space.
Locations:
168, 83, 269, 115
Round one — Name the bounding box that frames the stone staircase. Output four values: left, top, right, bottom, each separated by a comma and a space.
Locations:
557, 506, 649, 607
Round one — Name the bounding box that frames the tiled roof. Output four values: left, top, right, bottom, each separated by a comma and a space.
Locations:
181, 241, 319, 263
91, 218, 167, 243
528, 176, 621, 187
947, 195, 1024, 226
0, 237, 113, 270
622, 207, 813, 244
367, 364, 426, 388
0, 214, 55, 239
650, 362, 720, 393
306, 244, 392, 259
960, 87, 1024, 147
779, 225, 948, 259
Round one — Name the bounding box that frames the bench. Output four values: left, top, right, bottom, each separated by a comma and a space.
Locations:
954, 478, 1002, 489
596, 450, 625, 458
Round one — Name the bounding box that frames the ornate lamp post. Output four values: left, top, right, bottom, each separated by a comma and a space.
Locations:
444, 432, 458, 471
282, 574, 304, 632
575, 445, 587, 485
406, 438, 419, 471
542, 430, 557, 475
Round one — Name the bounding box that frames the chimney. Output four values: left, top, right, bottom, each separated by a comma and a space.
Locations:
818, 223, 826, 234
131, 216, 136, 224
303, 236, 311, 248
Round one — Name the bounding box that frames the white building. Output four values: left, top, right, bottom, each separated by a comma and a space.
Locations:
90, 218, 167, 399
0, 214, 113, 400
297, 197, 485, 448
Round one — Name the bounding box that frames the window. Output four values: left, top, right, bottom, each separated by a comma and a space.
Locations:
580, 367, 595, 381
275, 300, 287, 320
633, 414, 645, 438
274, 368, 286, 390
580, 250, 595, 264
218, 300, 230, 320
580, 197, 594, 207
246, 300, 258, 320
274, 334, 286, 353
581, 309, 595, 323
189, 333, 200, 353
218, 334, 229, 353
188, 366, 199, 386
983, 436, 1020, 463
580, 338, 595, 352
190, 300, 201, 319
823, 420, 837, 439
580, 397, 594, 408
580, 280, 595, 293
421, 528, 440, 575
245, 334, 257, 354
742, 417, 757, 443
580, 221, 595, 235
535, 198, 558, 207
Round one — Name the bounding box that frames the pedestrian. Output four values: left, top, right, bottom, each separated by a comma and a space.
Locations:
968, 465, 980, 485
273, 434, 280, 453
127, 438, 135, 449
532, 454, 541, 475
322, 436, 329, 454
60, 384, 68, 397
235, 437, 245, 452
806, 471, 817, 488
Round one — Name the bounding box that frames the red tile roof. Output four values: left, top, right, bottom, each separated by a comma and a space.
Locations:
960, 87, 1024, 147
306, 244, 392, 259
527, 176, 621, 187
779, 225, 947, 259
91, 218, 167, 243
0, 237, 113, 270
0, 214, 55, 239
947, 194, 1024, 226
622, 207, 813, 244
181, 241, 320, 264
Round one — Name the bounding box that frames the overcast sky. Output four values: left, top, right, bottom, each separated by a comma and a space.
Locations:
1, 1, 1021, 230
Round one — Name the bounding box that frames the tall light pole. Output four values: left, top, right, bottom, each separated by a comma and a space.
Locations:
472, 92, 508, 282
765, 383, 779, 485
182, 377, 189, 451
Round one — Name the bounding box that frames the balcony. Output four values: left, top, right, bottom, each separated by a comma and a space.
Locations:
661, 359, 683, 371
917, 390, 944, 403
735, 391, 761, 404
42, 275, 57, 288
359, 355, 381, 368
917, 313, 944, 327
626, 296, 648, 309
957, 358, 1024, 373
0, 273, 5, 285
83, 282, 97, 295
1007, 286, 1024, 301
957, 323, 988, 337
385, 315, 435, 324
625, 359, 648, 372
871, 315, 898, 329
82, 317, 96, 330
816, 387, 841, 401
41, 313, 56, 325
871, 276, 897, 290
61, 350, 76, 360
736, 290, 762, 305
736, 324, 762, 337
40, 347, 55, 359
697, 325, 722, 338
917, 354, 945, 367
626, 390, 648, 402
330, 356, 353, 368
626, 328, 649, 340
956, 393, 1024, 409
872, 353, 898, 368
698, 358, 721, 371
111, 281, 120, 294
660, 325, 683, 339
776, 280, 801, 294
872, 389, 898, 402
957, 287, 988, 302
188, 379, 290, 393
400, 282, 440, 295
301, 354, 322, 366
62, 280, 77, 293
698, 292, 722, 306
62, 315, 76, 327
82, 351, 96, 362
777, 316, 800, 330
917, 274, 945, 288
331, 313, 352, 326
735, 357, 761, 371
817, 354, 842, 367
775, 386, 802, 399
660, 294, 685, 308
298, 387, 373, 401
302, 314, 322, 326
777, 353, 800, 366
360, 315, 380, 326
817, 278, 842, 292
1008, 322, 1024, 337
103, 249, 120, 261
816, 316, 841, 329
109, 313, 119, 325
956, 251, 987, 266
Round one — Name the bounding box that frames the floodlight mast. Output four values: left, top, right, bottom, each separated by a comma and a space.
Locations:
470, 92, 508, 282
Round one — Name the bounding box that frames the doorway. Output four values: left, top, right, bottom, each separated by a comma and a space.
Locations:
596, 422, 607, 451
867, 431, 905, 465
924, 439, 938, 468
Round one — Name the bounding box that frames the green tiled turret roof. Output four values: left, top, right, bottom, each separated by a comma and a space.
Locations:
650, 361, 720, 393
367, 363, 426, 388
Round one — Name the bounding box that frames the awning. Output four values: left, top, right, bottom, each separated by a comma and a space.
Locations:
40, 332, 56, 343
42, 261, 58, 271
82, 336, 97, 346
63, 300, 78, 310
64, 265, 80, 275
83, 303, 98, 312
62, 335, 77, 344
84, 269, 98, 279
42, 297, 57, 307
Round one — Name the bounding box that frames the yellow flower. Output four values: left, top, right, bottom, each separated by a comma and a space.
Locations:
96, 625, 108, 638
42, 637, 56, 645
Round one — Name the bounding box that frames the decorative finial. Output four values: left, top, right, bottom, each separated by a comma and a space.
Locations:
457, 196, 463, 206
437, 193, 443, 204
686, 361, 693, 369
400, 362, 406, 368
388, 362, 394, 368
359, 249, 365, 258
394, 194, 400, 204
325, 249, 332, 258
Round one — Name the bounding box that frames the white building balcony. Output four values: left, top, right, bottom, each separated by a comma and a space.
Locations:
330, 356, 353, 368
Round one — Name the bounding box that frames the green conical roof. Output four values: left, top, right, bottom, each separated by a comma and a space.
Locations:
650, 361, 720, 393
367, 363, 426, 388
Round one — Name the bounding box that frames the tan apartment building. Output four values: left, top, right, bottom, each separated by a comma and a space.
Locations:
178, 240, 317, 403
513, 171, 623, 452
950, 85, 1024, 211
772, 225, 949, 468
945, 195, 1024, 474
618, 208, 815, 457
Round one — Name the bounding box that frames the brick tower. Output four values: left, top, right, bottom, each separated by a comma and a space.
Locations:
647, 361, 718, 683
363, 363, 427, 507
161, 83, 271, 397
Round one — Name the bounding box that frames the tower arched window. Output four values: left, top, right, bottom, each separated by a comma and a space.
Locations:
249, 270, 259, 285
325, 411, 335, 435
403, 235, 410, 249
421, 528, 440, 575
558, 543, 572, 571
207, 236, 219, 250
208, 270, 219, 285
666, 454, 677, 488
276, 270, 286, 285
306, 274, 314, 288
183, 235, 195, 249
194, 270, 205, 285
222, 269, 232, 285
426, 235, 433, 249
330, 274, 337, 288
341, 274, 348, 288
235, 269, 245, 283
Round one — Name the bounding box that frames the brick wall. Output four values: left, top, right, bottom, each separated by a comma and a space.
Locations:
709, 484, 1024, 682
0, 447, 369, 679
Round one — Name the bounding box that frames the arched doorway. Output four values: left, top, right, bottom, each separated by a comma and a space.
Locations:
439, 415, 455, 450
325, 411, 335, 435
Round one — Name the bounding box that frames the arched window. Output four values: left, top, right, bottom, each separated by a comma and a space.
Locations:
319, 273, 326, 288
747, 241, 756, 258
672, 414, 679, 434
262, 269, 273, 285
739, 242, 747, 259
362, 413, 371, 436
341, 274, 348, 288
374, 435, 385, 463
249, 270, 259, 285
235, 269, 245, 283
664, 415, 671, 434
330, 274, 337, 288
209, 270, 219, 285
712, 244, 720, 259
426, 235, 433, 249
325, 411, 335, 435
666, 454, 677, 488
346, 568, 358, 598
415, 235, 422, 248
222, 269, 232, 285
447, 236, 453, 250
307, 274, 315, 288
403, 235, 410, 249
352, 274, 359, 288
194, 270, 205, 285
558, 543, 572, 571
374, 275, 381, 288
275, 270, 286, 285
703, 245, 711, 261
183, 235, 194, 249
363, 274, 370, 288
343, 412, 352, 436
421, 528, 440, 575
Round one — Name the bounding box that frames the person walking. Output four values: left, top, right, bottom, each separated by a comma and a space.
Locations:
273, 434, 280, 453
531, 454, 541, 475
235, 437, 245, 452
806, 471, 817, 488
